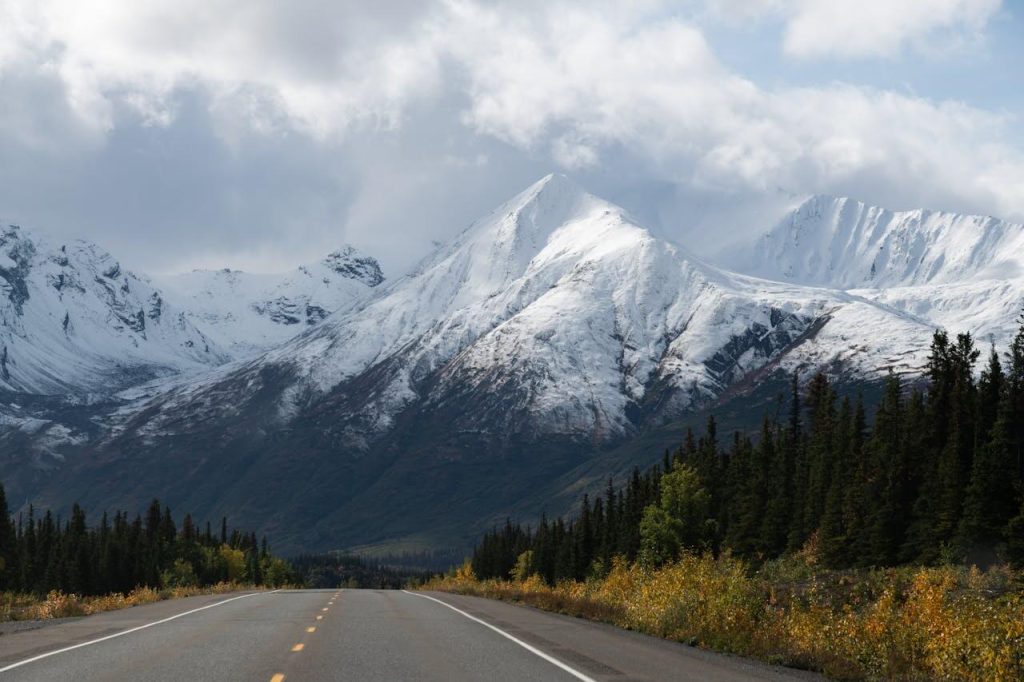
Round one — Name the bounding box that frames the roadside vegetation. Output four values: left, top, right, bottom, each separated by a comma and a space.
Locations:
1, 582, 255, 622
0, 491, 298, 623
428, 311, 1024, 680
428, 553, 1023, 680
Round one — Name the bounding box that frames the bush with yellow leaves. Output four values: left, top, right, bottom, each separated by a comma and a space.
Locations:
425, 553, 1024, 681
2, 581, 265, 623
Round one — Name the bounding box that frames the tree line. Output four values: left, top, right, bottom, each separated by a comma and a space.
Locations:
0, 492, 297, 595
292, 553, 434, 589
472, 311, 1024, 582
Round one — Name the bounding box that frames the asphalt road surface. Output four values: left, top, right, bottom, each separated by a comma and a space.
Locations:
0, 589, 821, 681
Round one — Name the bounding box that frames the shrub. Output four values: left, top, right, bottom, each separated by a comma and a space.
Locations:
424, 555, 1024, 681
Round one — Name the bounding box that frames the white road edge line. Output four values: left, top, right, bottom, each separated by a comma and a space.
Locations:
402, 590, 596, 682
0, 589, 280, 673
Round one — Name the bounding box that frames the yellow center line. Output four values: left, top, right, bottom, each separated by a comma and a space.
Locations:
307, 626, 316, 633
270, 675, 285, 682
291, 643, 305, 652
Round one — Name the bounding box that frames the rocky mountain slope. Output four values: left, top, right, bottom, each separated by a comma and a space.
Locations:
0, 224, 225, 395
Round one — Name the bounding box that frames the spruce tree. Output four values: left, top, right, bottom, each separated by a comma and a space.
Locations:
905, 331, 957, 562
1005, 308, 1024, 490
759, 419, 789, 556
865, 373, 910, 566
784, 373, 807, 552
819, 396, 852, 567
0, 484, 16, 591
842, 395, 869, 563
960, 386, 1019, 560
933, 333, 979, 550
803, 373, 835, 540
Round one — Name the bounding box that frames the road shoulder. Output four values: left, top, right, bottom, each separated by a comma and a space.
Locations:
420, 591, 823, 681
0, 591, 262, 667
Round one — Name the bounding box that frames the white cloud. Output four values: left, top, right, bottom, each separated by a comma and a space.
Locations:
703, 0, 1003, 59
0, 0, 1021, 273
780, 0, 1002, 59
438, 2, 1024, 219
0, 0, 444, 137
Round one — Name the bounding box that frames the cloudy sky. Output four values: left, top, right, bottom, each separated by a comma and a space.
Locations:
1, 0, 1022, 277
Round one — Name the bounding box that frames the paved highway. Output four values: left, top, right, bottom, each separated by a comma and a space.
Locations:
0, 589, 820, 681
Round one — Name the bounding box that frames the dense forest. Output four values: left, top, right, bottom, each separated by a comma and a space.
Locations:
0, 493, 296, 595
292, 553, 435, 589
472, 312, 1024, 583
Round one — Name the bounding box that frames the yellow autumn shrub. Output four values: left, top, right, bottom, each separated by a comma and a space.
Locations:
424, 555, 1024, 681
2, 581, 268, 623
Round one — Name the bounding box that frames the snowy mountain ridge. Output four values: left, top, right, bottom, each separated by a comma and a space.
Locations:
4, 177, 1024, 553
0, 223, 225, 395
155, 245, 383, 357
0, 214, 384, 396
733, 194, 1024, 289
732, 194, 1024, 349
111, 176, 941, 450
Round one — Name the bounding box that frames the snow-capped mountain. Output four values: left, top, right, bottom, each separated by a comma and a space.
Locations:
5, 177, 1023, 553
0, 224, 225, 394
733, 195, 1024, 288
155, 246, 383, 356
733, 195, 1024, 346
99, 176, 939, 460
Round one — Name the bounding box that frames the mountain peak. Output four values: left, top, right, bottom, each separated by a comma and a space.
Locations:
528, 171, 590, 201
322, 245, 384, 287
528, 172, 580, 195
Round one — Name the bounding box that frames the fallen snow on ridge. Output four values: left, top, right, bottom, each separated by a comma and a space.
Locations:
155, 246, 383, 357
161, 175, 940, 443
735, 195, 1024, 289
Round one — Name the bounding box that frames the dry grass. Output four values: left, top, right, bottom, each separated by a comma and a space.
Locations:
0, 582, 264, 623
425, 555, 1024, 681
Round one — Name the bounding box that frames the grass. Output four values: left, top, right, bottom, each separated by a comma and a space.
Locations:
424, 554, 1024, 681
0, 583, 268, 623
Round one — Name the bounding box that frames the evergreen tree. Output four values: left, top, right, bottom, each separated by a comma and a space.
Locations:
724, 430, 760, 557
960, 386, 1019, 560
0, 485, 16, 591
1005, 307, 1024, 485
932, 333, 980, 550
784, 373, 807, 552
0, 490, 293, 595
759, 419, 789, 556
865, 373, 910, 566
819, 396, 851, 567
803, 373, 836, 540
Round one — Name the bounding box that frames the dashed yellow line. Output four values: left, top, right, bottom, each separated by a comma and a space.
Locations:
316, 615, 323, 620
321, 607, 329, 612
291, 643, 305, 652
270, 675, 285, 682
307, 626, 316, 633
